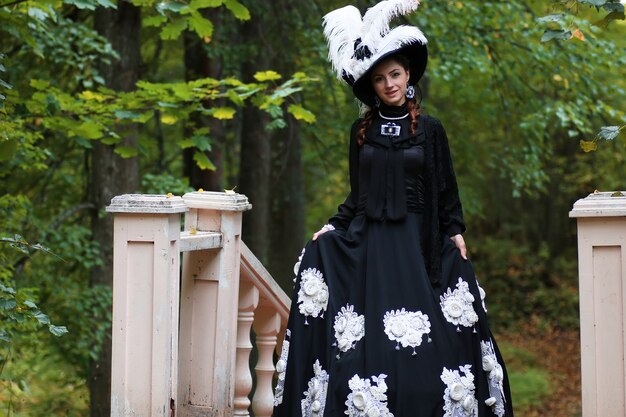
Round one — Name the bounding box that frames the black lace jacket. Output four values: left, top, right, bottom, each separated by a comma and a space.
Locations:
328, 114, 465, 286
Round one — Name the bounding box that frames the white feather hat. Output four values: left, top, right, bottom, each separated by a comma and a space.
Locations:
323, 0, 428, 106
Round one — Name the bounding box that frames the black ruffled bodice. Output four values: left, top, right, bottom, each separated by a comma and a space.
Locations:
357, 102, 425, 220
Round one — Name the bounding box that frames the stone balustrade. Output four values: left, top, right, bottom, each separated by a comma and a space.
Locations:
107, 192, 290, 417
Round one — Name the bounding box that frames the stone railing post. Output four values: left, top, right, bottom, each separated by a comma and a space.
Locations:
570, 191, 626, 417
106, 194, 187, 417
251, 304, 281, 417
178, 191, 252, 416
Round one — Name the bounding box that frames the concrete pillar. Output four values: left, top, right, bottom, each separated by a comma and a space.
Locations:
570, 191, 626, 417
106, 194, 187, 417
178, 191, 252, 417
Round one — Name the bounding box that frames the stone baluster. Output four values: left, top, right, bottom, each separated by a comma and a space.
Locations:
234, 281, 260, 416
252, 304, 282, 417
106, 194, 187, 417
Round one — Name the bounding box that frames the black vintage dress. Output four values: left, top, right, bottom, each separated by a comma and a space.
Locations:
272, 103, 514, 417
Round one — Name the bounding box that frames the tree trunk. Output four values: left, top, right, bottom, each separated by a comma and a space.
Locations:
268, 114, 305, 290
238, 6, 272, 262
183, 10, 225, 191
90, 4, 141, 416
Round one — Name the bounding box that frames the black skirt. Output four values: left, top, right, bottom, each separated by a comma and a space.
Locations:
272, 212, 514, 417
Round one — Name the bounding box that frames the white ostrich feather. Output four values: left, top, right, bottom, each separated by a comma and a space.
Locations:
323, 5, 364, 79
350, 26, 427, 81
361, 0, 421, 48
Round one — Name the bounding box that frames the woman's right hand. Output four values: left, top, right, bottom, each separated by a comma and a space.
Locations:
312, 224, 335, 240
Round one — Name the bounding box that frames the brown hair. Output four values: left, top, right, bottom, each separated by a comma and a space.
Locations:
356, 54, 421, 146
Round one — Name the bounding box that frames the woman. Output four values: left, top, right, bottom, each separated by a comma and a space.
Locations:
272, 1, 514, 416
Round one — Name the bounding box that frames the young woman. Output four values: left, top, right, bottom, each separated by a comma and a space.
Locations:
272, 1, 514, 416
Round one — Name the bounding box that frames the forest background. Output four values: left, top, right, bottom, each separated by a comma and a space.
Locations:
0, 0, 625, 415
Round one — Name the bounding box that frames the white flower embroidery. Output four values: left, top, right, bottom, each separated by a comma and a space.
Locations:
481, 340, 506, 417
345, 374, 393, 417
297, 268, 329, 324
334, 304, 365, 355
273, 329, 291, 406
293, 247, 306, 282
383, 308, 432, 355
476, 280, 487, 313
440, 365, 478, 417
301, 360, 329, 417
440, 278, 479, 332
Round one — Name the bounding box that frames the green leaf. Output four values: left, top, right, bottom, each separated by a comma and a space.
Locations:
598, 125, 621, 141
211, 107, 236, 120
74, 136, 93, 149
287, 104, 316, 123
0, 299, 17, 310
24, 300, 37, 308
48, 325, 69, 337
541, 30, 572, 42
114, 110, 142, 120
143, 15, 168, 27
0, 139, 17, 162
30, 79, 50, 90
156, 1, 188, 13
114, 146, 139, 158
189, 0, 223, 9
75, 120, 104, 139
227, 89, 245, 106
46, 94, 61, 115
33, 311, 50, 325
536, 14, 565, 23
17, 380, 29, 393
177, 138, 195, 149
193, 151, 216, 170
223, 0, 250, 20
188, 12, 214, 39
192, 135, 212, 151
254, 71, 282, 82
161, 18, 188, 40
0, 330, 8, 342
579, 0, 608, 6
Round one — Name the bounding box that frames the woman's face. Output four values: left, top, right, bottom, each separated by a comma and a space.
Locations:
371, 58, 410, 107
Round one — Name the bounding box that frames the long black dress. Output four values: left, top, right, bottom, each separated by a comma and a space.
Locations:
272, 103, 514, 417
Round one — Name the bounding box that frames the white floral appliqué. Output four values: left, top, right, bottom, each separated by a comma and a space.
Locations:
293, 247, 306, 282
273, 329, 290, 406
334, 304, 365, 355
481, 340, 506, 416
297, 267, 329, 324
345, 374, 393, 417
440, 278, 479, 332
440, 365, 478, 417
476, 280, 487, 313
383, 308, 432, 355
301, 360, 329, 417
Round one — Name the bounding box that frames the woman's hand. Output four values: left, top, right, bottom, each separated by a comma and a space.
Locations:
312, 224, 335, 240
450, 234, 468, 260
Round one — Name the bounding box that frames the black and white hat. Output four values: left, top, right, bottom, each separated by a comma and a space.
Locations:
323, 0, 428, 106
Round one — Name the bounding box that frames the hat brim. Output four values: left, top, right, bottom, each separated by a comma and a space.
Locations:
352, 42, 427, 107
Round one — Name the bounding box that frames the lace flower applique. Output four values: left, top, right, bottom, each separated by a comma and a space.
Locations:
345, 373, 394, 417
273, 329, 291, 406
481, 340, 506, 416
334, 304, 365, 356
383, 308, 432, 355
297, 267, 329, 324
440, 365, 478, 417
440, 278, 479, 332
301, 360, 329, 417
293, 247, 306, 283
